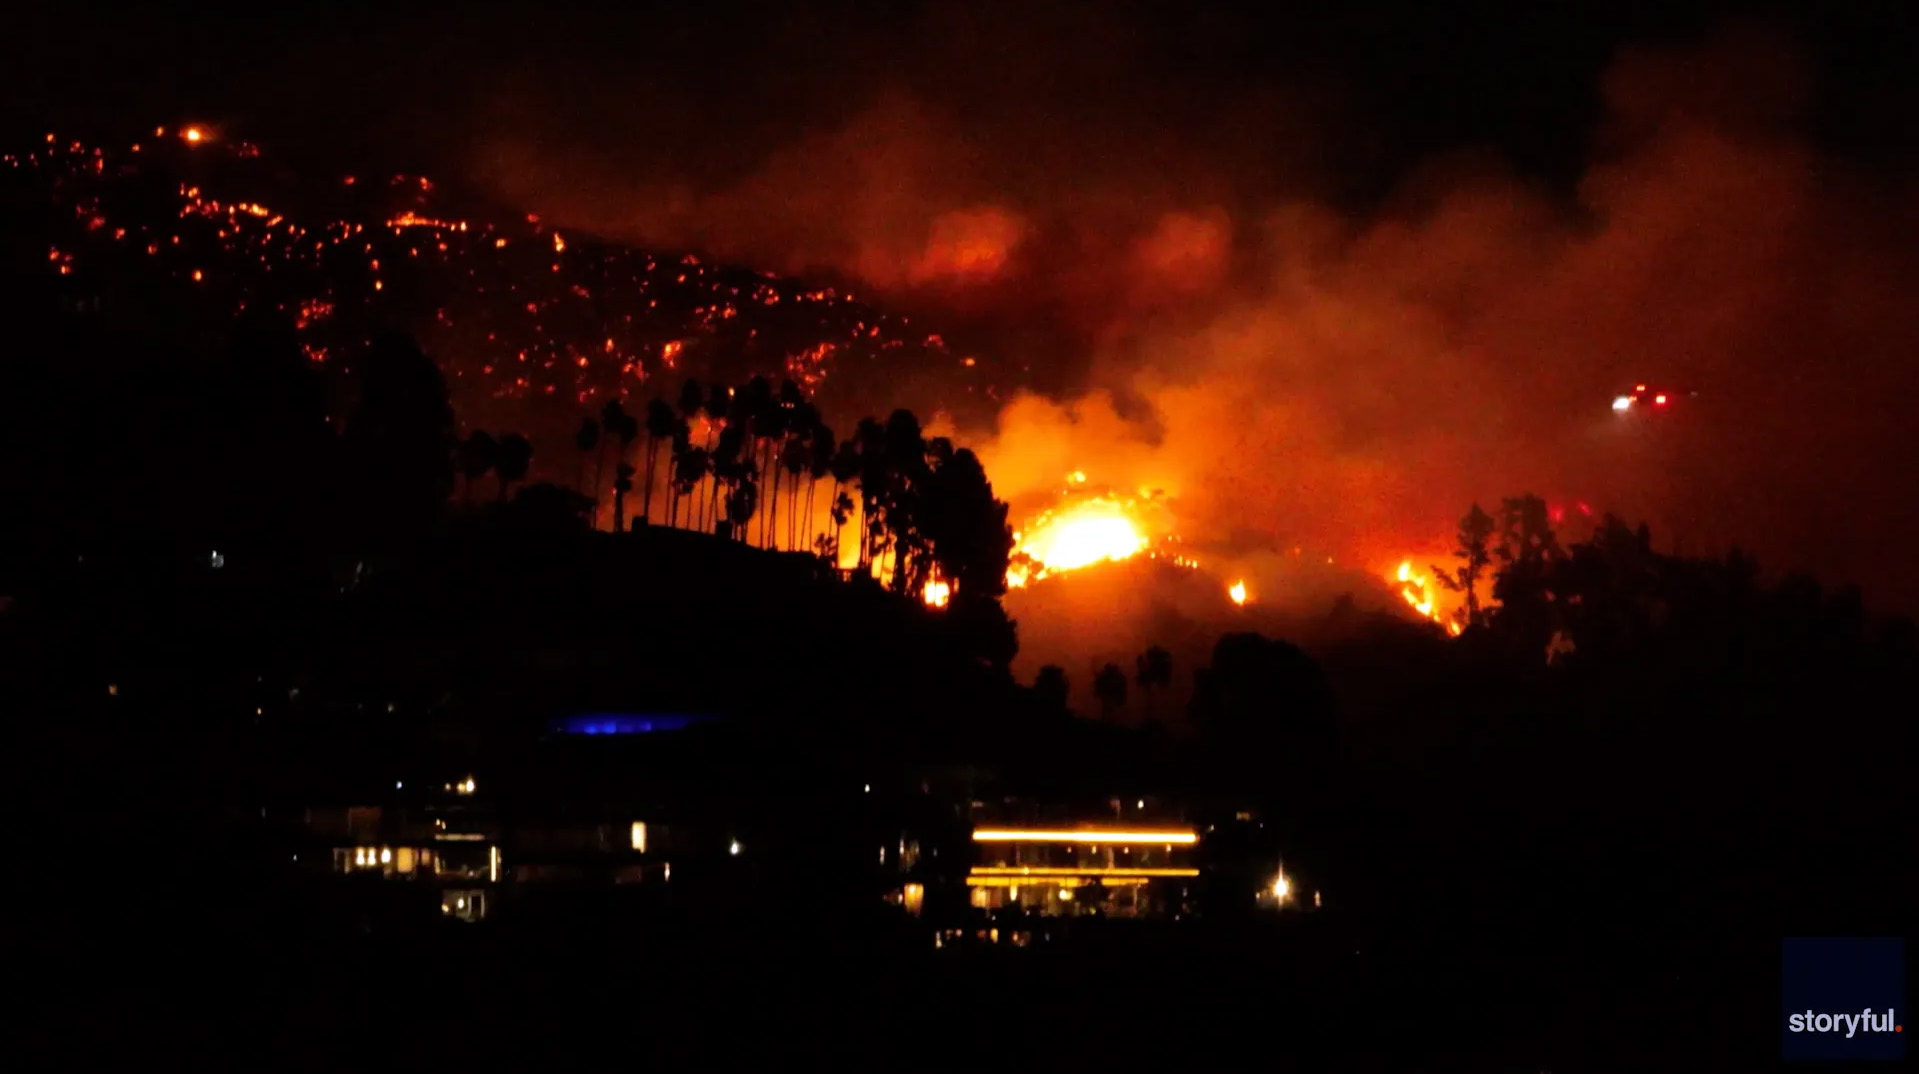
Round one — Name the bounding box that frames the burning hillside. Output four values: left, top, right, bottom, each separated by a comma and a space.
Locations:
6, 125, 999, 445
10, 122, 1502, 646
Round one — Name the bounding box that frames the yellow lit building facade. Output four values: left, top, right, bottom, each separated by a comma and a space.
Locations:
965, 826, 1199, 919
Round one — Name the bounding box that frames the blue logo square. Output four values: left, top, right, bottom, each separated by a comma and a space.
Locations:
1782, 937, 1905, 1061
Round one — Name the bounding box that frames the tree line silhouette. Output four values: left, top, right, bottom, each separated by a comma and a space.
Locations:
454, 374, 1017, 607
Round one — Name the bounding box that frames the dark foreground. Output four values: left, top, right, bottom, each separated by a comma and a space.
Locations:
24, 877, 1787, 1071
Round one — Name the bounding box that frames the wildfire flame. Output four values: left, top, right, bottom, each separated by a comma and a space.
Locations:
1015, 497, 1149, 573
1394, 560, 1464, 635
922, 579, 951, 607
1229, 580, 1248, 605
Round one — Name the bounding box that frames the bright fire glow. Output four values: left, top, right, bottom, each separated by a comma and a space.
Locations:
922, 579, 951, 607
1612, 395, 1632, 411
1394, 560, 1464, 635
181, 126, 206, 145
1396, 560, 1436, 617
1014, 497, 1148, 573
972, 828, 1198, 845
1229, 579, 1248, 605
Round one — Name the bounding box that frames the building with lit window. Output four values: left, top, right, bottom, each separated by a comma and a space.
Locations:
962, 822, 1200, 919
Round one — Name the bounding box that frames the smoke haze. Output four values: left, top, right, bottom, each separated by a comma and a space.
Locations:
471, 16, 1919, 612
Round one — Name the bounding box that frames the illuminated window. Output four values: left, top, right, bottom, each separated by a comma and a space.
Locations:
630, 822, 647, 853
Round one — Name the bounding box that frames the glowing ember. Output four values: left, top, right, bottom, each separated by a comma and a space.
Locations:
922, 579, 951, 607
181, 126, 206, 145
1228, 580, 1248, 605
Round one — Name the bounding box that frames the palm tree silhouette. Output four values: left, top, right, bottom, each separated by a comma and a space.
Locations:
726, 472, 758, 543
597, 400, 630, 522
852, 418, 887, 572
495, 433, 533, 501
675, 378, 704, 527
456, 430, 498, 504
830, 491, 854, 570
711, 420, 749, 537
830, 439, 860, 567
701, 383, 730, 531
1094, 663, 1127, 719
1135, 645, 1172, 720
574, 417, 600, 512
611, 463, 635, 534
673, 445, 710, 531
807, 419, 835, 556
665, 419, 691, 528
607, 407, 639, 532
1035, 665, 1070, 711
642, 397, 677, 527
779, 432, 809, 551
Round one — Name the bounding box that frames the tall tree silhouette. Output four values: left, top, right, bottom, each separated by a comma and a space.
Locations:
665, 419, 691, 527
611, 463, 636, 533
495, 433, 533, 501
673, 444, 709, 531
1491, 493, 1563, 649
1094, 662, 1128, 718
606, 406, 639, 531
1135, 645, 1173, 719
875, 409, 931, 594
829, 439, 860, 567
574, 416, 601, 511
701, 383, 731, 530
642, 398, 677, 526
806, 418, 835, 555
597, 400, 631, 520
711, 421, 750, 538
456, 430, 498, 504
780, 430, 809, 551
675, 379, 704, 528
1035, 665, 1070, 711
853, 418, 887, 571
725, 472, 759, 542
1432, 502, 1495, 629
922, 446, 1013, 601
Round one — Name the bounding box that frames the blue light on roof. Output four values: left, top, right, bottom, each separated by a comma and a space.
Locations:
553, 714, 718, 736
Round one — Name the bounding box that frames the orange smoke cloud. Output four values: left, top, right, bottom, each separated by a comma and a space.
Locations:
478, 19, 1919, 614
1130, 209, 1232, 298
958, 27, 1919, 613
910, 206, 1026, 285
